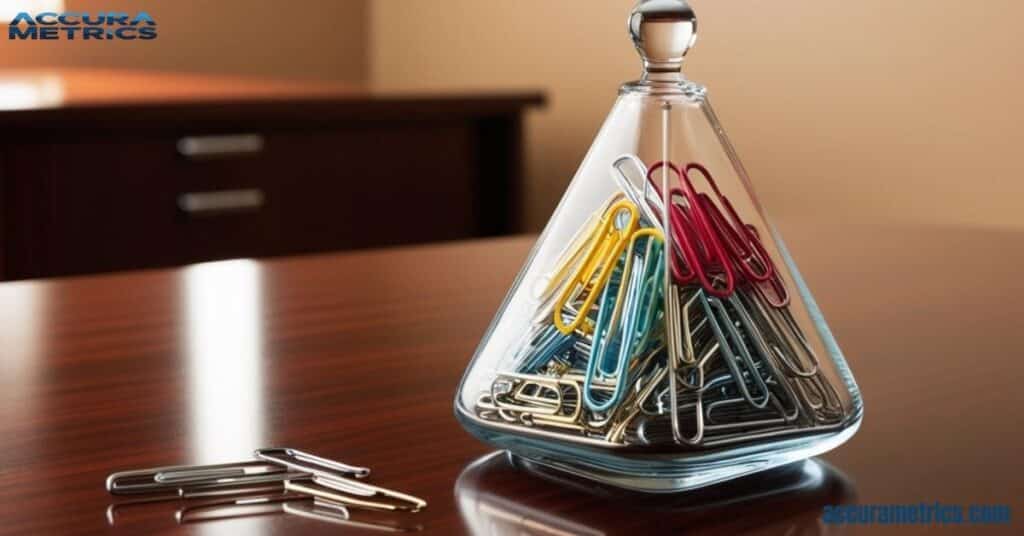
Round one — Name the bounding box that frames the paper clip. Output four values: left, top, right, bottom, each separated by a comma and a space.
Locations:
106, 460, 295, 496
253, 447, 370, 479
583, 228, 665, 412
701, 294, 771, 409
490, 372, 586, 431
253, 448, 424, 513
611, 155, 663, 228
284, 475, 427, 513
538, 194, 626, 305
107, 448, 426, 532
553, 199, 639, 335
515, 324, 576, 373
686, 164, 790, 307
687, 163, 775, 283
647, 162, 735, 298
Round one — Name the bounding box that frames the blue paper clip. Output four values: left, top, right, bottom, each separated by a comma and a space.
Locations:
584, 228, 665, 412
517, 324, 577, 373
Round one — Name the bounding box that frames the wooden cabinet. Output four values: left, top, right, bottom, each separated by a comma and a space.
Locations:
0, 70, 544, 280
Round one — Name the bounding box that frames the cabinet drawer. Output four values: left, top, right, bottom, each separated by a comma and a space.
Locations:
16, 123, 476, 277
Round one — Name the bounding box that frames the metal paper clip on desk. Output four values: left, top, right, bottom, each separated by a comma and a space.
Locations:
106, 460, 302, 496
106, 447, 426, 527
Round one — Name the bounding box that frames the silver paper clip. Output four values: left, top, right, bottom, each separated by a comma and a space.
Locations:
107, 460, 294, 496
253, 447, 371, 479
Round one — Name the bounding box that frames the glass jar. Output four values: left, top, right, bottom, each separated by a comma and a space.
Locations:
455, 0, 862, 493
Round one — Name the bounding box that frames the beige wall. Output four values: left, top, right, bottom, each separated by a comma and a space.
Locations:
4, 1, 1022, 231
0, 0, 368, 81
369, 0, 1024, 231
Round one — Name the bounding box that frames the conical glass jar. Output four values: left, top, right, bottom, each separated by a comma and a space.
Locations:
455, 0, 862, 493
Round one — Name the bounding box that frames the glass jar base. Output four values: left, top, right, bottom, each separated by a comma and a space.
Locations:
458, 408, 862, 493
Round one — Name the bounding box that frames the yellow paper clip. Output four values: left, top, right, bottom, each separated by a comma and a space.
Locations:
553, 199, 639, 335
539, 193, 625, 304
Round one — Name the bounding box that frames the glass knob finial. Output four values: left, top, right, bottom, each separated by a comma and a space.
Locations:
629, 0, 697, 75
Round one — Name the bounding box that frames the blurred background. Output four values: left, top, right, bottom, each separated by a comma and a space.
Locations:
2, 0, 1022, 280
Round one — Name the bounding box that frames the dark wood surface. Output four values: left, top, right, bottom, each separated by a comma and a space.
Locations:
1, 222, 1022, 535
0, 69, 543, 280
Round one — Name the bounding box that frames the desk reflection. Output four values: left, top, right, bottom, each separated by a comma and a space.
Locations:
183, 260, 266, 463
183, 260, 268, 536
456, 452, 856, 536
107, 494, 424, 533
0, 72, 65, 111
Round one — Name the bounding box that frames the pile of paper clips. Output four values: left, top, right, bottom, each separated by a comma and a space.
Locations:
106, 447, 426, 530
474, 155, 847, 449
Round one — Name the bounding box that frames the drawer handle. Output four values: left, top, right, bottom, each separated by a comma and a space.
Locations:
177, 134, 265, 159
178, 189, 265, 215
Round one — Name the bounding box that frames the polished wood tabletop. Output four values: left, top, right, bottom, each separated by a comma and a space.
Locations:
0, 68, 545, 129
1, 222, 1021, 535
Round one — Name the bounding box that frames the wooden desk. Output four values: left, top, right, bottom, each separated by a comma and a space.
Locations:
0, 69, 544, 280
1, 223, 1021, 534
